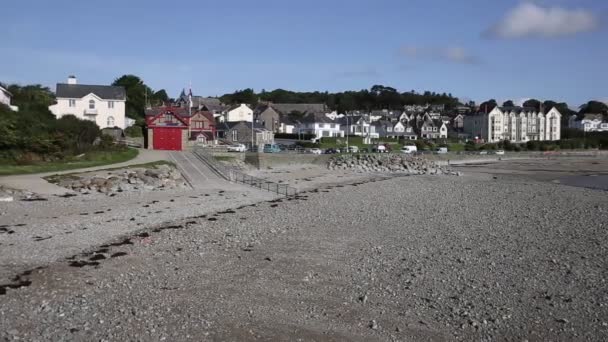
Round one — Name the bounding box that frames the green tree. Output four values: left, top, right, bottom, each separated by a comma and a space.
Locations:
479, 99, 497, 112
502, 100, 514, 107
579, 100, 608, 114
112, 75, 154, 119
523, 99, 541, 111
7, 84, 55, 110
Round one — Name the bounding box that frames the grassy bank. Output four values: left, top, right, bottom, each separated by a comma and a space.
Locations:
0, 148, 139, 176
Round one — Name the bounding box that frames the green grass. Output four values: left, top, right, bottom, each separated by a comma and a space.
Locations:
0, 148, 139, 176
213, 156, 236, 162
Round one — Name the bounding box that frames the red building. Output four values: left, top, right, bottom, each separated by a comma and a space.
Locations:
146, 106, 216, 151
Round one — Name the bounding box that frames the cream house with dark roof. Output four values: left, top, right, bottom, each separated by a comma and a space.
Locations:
49, 76, 127, 128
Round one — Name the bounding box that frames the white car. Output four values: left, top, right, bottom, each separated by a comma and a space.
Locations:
227, 144, 247, 152
309, 148, 322, 155
401, 145, 417, 154
495, 150, 505, 155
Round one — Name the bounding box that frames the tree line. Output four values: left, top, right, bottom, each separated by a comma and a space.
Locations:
219, 85, 461, 113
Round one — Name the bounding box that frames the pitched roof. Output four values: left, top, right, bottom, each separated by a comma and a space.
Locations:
300, 112, 335, 124
146, 106, 213, 119
582, 113, 605, 121
0, 84, 12, 97
56, 83, 126, 100
225, 121, 269, 131
268, 103, 326, 115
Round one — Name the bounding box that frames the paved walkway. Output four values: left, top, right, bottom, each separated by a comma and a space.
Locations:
0, 149, 169, 195
168, 151, 224, 189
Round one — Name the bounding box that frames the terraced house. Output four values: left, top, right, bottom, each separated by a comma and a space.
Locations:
464, 106, 561, 143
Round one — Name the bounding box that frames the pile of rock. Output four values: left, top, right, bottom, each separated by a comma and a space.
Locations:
0, 186, 45, 202
58, 164, 189, 195
327, 154, 461, 176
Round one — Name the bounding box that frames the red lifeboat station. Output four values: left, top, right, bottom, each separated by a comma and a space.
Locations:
145, 106, 216, 151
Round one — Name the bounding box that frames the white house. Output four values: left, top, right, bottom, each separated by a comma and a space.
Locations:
223, 103, 253, 122
0, 84, 18, 111
297, 113, 344, 138
464, 106, 561, 143
569, 114, 608, 132
339, 116, 379, 139
49, 76, 126, 129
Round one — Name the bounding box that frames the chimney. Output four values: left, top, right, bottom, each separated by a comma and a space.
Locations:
67, 75, 77, 85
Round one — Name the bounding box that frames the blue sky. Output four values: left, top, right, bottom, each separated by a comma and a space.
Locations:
2, 0, 606, 107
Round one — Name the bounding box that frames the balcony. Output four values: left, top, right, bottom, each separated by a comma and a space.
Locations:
84, 108, 98, 115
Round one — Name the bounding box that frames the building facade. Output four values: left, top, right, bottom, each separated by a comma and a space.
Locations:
298, 113, 345, 138
223, 104, 253, 122
49, 76, 126, 129
0, 84, 18, 111
464, 107, 561, 143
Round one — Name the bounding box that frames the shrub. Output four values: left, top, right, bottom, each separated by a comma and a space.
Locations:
125, 125, 143, 137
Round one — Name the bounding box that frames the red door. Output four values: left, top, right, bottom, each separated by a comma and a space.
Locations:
153, 127, 182, 150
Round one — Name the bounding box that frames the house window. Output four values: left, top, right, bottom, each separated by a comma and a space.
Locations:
107, 116, 115, 127
232, 130, 238, 141
68, 99, 76, 107
108, 101, 114, 109
89, 99, 95, 109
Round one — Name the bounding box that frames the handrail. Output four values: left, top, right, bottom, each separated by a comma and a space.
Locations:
192, 148, 298, 197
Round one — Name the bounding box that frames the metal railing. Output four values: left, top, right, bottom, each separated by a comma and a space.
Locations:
192, 147, 298, 197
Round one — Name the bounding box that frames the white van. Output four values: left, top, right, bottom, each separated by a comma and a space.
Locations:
435, 147, 448, 154
401, 145, 417, 154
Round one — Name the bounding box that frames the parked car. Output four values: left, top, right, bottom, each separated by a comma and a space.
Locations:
401, 145, 418, 154
227, 143, 247, 152
495, 150, 505, 155
263, 144, 281, 153
374, 145, 387, 153
324, 148, 339, 154
435, 147, 448, 154
347, 146, 359, 153
309, 148, 322, 155
478, 150, 488, 155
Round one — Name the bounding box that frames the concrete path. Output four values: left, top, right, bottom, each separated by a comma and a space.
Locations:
0, 149, 169, 195
168, 151, 224, 189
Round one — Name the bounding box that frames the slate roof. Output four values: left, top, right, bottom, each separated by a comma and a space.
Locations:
225, 121, 269, 131
145, 106, 213, 119
0, 84, 12, 97
56, 83, 126, 100
581, 113, 605, 121
300, 112, 335, 124
269, 103, 327, 115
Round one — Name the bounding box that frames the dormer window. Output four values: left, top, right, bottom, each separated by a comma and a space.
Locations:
89, 99, 95, 109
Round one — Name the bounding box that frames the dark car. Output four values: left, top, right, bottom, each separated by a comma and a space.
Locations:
324, 148, 339, 154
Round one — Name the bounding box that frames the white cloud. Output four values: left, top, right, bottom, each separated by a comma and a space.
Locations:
486, 3, 600, 38
400, 46, 480, 65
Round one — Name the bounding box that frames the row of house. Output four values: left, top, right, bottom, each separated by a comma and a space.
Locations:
40, 76, 570, 150
463, 106, 561, 143
568, 114, 608, 132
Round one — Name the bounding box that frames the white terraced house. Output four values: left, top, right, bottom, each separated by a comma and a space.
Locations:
49, 76, 127, 129
464, 106, 561, 143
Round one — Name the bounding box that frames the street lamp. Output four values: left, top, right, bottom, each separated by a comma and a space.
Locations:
345, 115, 349, 152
